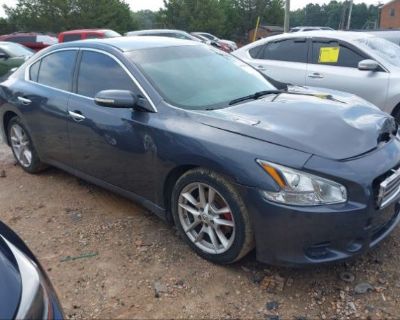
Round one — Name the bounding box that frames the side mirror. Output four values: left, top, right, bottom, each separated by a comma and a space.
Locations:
95, 90, 138, 109
0, 52, 9, 60
358, 59, 379, 71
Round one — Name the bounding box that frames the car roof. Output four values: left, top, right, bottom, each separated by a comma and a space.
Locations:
60, 29, 110, 35
54, 36, 201, 52
127, 29, 188, 35
264, 30, 375, 42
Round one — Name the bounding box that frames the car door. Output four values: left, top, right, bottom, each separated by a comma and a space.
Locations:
245, 37, 309, 85
306, 38, 389, 109
67, 49, 156, 198
19, 49, 77, 165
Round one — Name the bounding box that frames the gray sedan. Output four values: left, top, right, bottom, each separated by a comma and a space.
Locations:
233, 31, 400, 121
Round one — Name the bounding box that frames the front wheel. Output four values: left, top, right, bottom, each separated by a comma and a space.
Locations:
171, 168, 254, 264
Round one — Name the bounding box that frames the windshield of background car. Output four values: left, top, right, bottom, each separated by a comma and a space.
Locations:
356, 37, 400, 67
127, 45, 276, 110
1, 42, 33, 57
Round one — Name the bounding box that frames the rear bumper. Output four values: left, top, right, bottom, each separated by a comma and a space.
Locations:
242, 186, 400, 267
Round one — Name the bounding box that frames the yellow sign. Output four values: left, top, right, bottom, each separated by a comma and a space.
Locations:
318, 47, 340, 63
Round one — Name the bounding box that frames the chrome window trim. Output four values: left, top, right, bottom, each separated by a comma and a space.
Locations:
24, 47, 158, 112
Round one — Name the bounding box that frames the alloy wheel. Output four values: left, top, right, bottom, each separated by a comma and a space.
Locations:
178, 182, 235, 254
10, 123, 32, 168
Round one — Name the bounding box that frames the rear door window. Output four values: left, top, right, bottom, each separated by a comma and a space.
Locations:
259, 38, 308, 63
311, 40, 366, 68
37, 50, 77, 91
76, 51, 136, 98
86, 33, 102, 39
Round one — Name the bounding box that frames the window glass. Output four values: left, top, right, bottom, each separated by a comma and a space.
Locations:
77, 51, 134, 98
311, 40, 365, 68
63, 34, 82, 42
104, 30, 121, 38
29, 60, 40, 82
86, 33, 101, 39
127, 45, 276, 110
260, 39, 308, 63
356, 37, 400, 67
38, 51, 76, 91
249, 45, 264, 58
0, 42, 33, 57
8, 36, 36, 43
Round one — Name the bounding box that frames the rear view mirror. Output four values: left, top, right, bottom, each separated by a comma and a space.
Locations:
94, 90, 137, 108
358, 59, 379, 71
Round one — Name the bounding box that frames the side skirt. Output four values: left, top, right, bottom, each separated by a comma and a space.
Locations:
46, 159, 168, 221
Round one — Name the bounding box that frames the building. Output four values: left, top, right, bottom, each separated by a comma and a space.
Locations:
380, 0, 400, 29
248, 25, 283, 43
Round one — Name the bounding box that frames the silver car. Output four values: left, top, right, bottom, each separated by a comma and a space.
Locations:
125, 29, 201, 42
233, 31, 400, 121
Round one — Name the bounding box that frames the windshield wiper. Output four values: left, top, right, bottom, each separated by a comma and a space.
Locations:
229, 90, 283, 105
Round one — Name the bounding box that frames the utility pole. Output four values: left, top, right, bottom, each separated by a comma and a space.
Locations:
284, 0, 290, 33
346, 0, 353, 30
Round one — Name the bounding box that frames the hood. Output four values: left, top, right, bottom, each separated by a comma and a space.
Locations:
195, 88, 397, 160
0, 237, 22, 320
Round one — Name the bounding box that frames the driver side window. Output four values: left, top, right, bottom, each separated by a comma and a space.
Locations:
77, 51, 137, 98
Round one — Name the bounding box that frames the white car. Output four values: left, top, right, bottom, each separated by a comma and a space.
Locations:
233, 31, 400, 121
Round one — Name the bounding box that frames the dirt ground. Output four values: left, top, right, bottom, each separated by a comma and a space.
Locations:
0, 142, 400, 320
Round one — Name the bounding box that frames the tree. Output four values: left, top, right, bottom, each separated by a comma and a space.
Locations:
3, 0, 136, 33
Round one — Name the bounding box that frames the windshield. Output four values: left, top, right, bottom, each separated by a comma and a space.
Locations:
356, 37, 400, 67
105, 30, 121, 38
0, 42, 33, 57
127, 45, 275, 110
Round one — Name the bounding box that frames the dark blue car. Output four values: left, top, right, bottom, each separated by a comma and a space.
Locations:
0, 37, 400, 266
0, 221, 63, 319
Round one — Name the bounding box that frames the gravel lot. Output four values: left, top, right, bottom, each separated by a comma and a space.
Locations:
0, 141, 400, 319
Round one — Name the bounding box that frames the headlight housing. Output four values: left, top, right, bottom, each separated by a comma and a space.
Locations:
257, 160, 347, 206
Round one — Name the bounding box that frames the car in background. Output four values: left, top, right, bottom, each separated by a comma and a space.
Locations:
0, 42, 33, 80
125, 29, 201, 42
0, 220, 63, 319
1, 37, 400, 266
191, 32, 237, 51
190, 33, 231, 52
58, 29, 121, 43
0, 33, 57, 51
290, 26, 334, 32
233, 30, 400, 121
362, 30, 400, 46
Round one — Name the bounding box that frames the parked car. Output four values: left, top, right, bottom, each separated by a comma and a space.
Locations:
58, 29, 121, 43
0, 42, 33, 79
125, 29, 201, 42
362, 30, 400, 46
1, 37, 400, 266
191, 32, 238, 51
0, 220, 63, 319
190, 33, 231, 52
233, 30, 400, 121
0, 33, 57, 51
290, 26, 334, 32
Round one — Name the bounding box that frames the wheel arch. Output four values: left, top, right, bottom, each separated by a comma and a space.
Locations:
163, 165, 198, 223
2, 110, 18, 145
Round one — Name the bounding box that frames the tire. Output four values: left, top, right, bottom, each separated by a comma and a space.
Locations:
7, 116, 47, 173
171, 168, 254, 264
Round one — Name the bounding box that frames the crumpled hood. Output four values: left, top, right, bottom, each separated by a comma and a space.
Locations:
195, 87, 397, 160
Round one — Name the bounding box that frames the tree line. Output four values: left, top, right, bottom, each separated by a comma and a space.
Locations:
0, 0, 381, 42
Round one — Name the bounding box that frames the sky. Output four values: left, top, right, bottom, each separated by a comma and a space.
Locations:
0, 0, 388, 16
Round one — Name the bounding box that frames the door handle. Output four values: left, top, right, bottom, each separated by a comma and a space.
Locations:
256, 65, 267, 71
308, 72, 324, 79
17, 96, 32, 105
68, 110, 86, 122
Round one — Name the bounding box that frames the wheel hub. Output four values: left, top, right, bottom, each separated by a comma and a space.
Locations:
178, 182, 235, 255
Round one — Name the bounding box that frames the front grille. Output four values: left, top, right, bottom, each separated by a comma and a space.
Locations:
377, 168, 400, 209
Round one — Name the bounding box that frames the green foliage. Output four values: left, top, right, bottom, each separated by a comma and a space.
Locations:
291, 1, 380, 30
3, 0, 136, 34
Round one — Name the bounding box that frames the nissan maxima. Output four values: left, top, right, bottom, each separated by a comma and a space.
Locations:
0, 37, 400, 266
0, 220, 63, 319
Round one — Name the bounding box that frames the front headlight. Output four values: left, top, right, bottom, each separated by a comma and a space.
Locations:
257, 160, 347, 206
